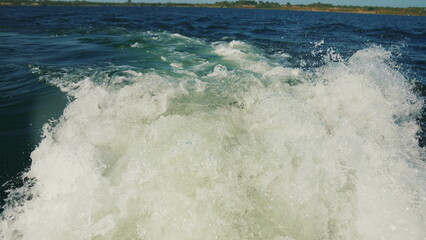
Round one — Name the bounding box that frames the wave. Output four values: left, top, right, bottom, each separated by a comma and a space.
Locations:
1, 33, 425, 240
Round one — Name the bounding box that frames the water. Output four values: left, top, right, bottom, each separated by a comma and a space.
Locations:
0, 6, 426, 239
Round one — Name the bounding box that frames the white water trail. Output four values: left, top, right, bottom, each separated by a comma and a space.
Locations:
1, 37, 425, 240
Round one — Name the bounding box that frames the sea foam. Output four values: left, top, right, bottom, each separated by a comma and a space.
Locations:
1, 34, 425, 240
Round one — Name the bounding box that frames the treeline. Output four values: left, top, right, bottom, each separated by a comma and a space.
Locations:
1, 0, 425, 16
212, 1, 425, 15
213, 1, 425, 15
215, 0, 280, 8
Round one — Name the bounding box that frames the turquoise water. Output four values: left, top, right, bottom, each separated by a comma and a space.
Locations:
0, 6, 426, 239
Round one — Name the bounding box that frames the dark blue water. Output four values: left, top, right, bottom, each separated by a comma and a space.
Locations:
0, 6, 426, 239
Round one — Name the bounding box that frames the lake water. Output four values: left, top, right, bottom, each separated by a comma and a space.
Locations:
0, 6, 425, 239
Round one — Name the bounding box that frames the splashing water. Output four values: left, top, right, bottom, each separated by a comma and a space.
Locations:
1, 33, 425, 240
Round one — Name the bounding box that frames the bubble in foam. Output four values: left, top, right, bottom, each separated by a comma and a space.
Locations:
1, 36, 425, 240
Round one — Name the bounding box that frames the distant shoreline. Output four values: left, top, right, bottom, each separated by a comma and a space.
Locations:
1, 1, 425, 16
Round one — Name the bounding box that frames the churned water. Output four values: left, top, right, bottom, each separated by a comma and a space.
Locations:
0, 6, 425, 240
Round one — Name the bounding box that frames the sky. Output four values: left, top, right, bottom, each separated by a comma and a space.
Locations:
119, 0, 426, 7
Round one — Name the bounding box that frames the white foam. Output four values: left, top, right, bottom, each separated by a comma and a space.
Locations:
213, 40, 272, 73
170, 62, 183, 69
130, 42, 141, 48
206, 64, 229, 77
1, 39, 425, 240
